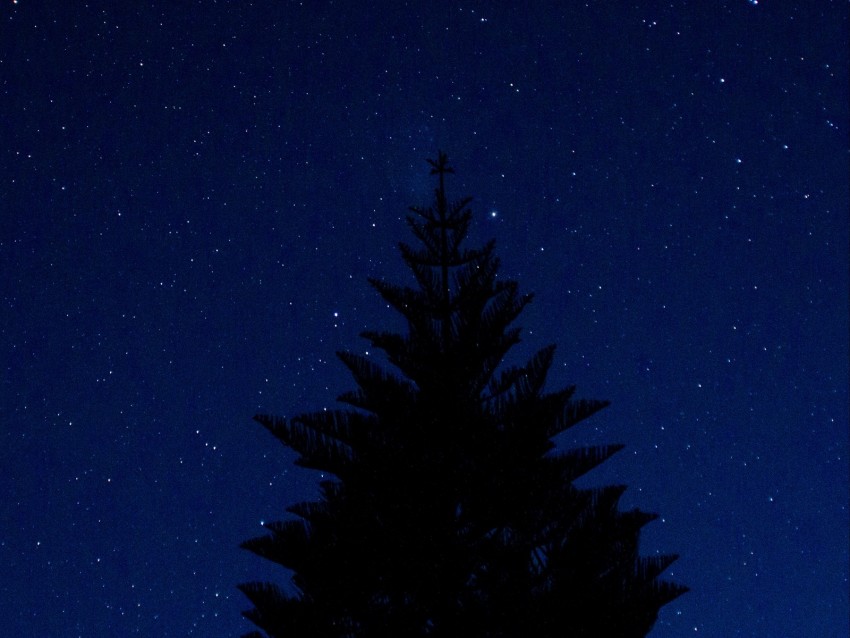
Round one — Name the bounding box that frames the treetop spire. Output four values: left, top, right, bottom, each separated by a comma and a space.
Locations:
427, 150, 454, 196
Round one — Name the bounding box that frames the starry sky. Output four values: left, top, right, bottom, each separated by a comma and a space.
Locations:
2, 2, 848, 636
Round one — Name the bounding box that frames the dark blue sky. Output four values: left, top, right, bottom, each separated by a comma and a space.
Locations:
2, 2, 847, 636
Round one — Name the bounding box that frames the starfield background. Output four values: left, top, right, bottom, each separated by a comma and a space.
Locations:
2, 2, 848, 636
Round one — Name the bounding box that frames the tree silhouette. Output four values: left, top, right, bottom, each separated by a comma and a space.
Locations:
239, 153, 687, 637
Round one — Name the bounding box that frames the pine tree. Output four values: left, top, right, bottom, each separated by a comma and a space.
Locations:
239, 153, 687, 637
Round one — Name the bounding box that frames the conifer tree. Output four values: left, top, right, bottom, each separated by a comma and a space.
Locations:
239, 153, 687, 637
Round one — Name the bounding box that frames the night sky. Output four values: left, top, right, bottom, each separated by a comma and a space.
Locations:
2, 2, 848, 636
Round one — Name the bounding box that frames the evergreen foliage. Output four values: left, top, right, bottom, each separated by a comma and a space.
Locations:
239, 153, 687, 637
